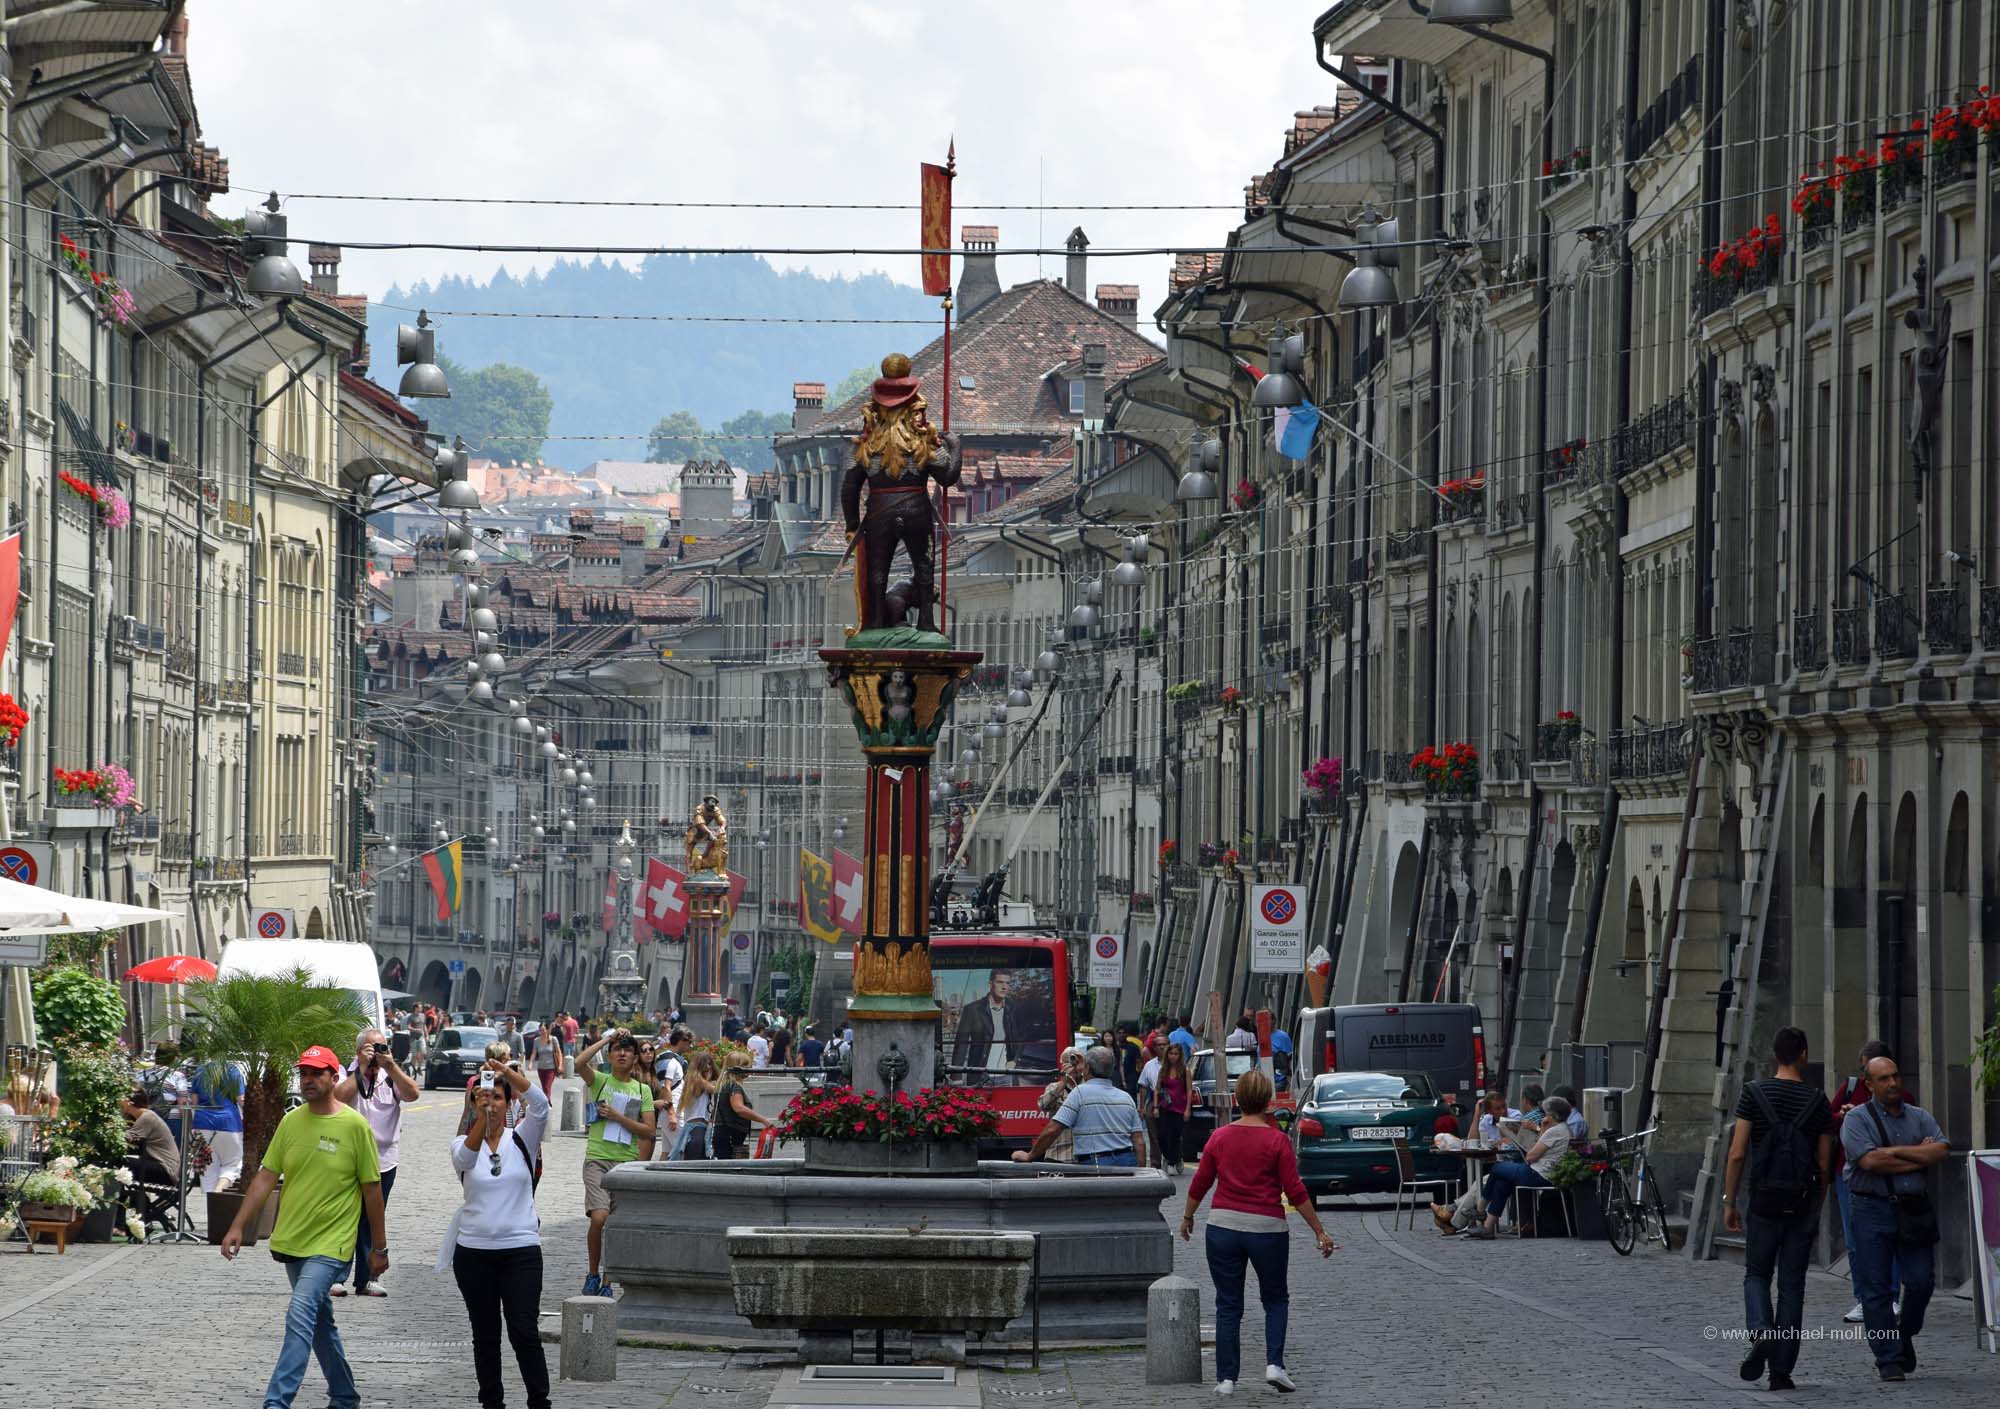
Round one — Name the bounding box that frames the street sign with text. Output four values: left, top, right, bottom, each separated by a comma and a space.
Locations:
729, 930, 754, 981
1088, 932, 1123, 987
1249, 885, 1305, 974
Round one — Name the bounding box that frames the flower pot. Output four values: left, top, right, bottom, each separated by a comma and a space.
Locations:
801, 1137, 978, 1176
1565, 1178, 1608, 1240
205, 1188, 279, 1246
78, 1204, 117, 1243
50, 805, 117, 829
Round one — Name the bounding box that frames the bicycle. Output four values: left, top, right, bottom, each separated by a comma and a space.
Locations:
1597, 1126, 1671, 1255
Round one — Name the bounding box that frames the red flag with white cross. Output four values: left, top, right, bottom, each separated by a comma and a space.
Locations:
644, 857, 689, 938
831, 848, 865, 936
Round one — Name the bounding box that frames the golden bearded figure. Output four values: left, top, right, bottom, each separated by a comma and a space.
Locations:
684, 795, 729, 875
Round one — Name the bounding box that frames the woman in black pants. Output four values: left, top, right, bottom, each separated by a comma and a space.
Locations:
446, 1058, 551, 1409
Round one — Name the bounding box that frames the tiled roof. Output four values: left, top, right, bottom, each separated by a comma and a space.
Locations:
794, 279, 1160, 440
1095, 284, 1140, 302
971, 462, 1076, 523
1169, 252, 1225, 293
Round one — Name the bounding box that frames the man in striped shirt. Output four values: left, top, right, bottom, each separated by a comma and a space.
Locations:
1013, 1046, 1145, 1166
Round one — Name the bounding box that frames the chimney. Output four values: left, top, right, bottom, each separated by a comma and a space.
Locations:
1064, 226, 1089, 297
792, 380, 825, 428
1095, 283, 1139, 333
956, 225, 1001, 321
1081, 344, 1106, 422
166, 12, 189, 56
309, 244, 341, 295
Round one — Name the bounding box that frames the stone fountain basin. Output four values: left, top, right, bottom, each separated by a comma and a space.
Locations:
727, 1226, 1033, 1333
603, 1159, 1172, 1344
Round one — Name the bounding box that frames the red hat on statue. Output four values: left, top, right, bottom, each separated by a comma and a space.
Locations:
870, 352, 921, 408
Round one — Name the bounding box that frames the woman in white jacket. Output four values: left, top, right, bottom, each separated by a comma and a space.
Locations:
447, 1057, 551, 1409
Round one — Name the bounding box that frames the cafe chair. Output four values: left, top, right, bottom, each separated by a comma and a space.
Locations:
1505, 1182, 1573, 1238
1390, 1137, 1454, 1230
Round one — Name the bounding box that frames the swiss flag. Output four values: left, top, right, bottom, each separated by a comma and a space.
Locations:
644, 858, 690, 938
725, 869, 748, 919
831, 848, 865, 936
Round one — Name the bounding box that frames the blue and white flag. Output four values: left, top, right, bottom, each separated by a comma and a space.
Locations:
1275, 398, 1320, 460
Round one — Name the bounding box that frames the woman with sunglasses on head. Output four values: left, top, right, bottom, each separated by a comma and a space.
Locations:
443, 1056, 551, 1409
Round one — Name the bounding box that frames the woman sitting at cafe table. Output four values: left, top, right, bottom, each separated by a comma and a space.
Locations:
1432, 1094, 1574, 1238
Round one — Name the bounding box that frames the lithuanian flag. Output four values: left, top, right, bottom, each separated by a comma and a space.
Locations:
422, 840, 463, 921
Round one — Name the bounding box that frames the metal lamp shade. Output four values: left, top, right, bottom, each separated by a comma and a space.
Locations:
248, 251, 304, 298
1069, 602, 1100, 629
470, 607, 499, 632
541, 741, 559, 758
983, 719, 1006, 739
398, 359, 450, 398
451, 547, 479, 569
479, 651, 506, 674
1111, 553, 1145, 587
1426, 0, 1513, 23
561, 767, 578, 785
1176, 469, 1218, 502
582, 798, 597, 810
1340, 262, 1399, 310
1252, 332, 1303, 408
1036, 648, 1061, 672
515, 716, 534, 733
578, 770, 594, 786
563, 819, 576, 832
1007, 686, 1032, 707
439, 478, 481, 510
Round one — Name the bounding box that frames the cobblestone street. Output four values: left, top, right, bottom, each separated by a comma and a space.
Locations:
3, 1096, 1991, 1407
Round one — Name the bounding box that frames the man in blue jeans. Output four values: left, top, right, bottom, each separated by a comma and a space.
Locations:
221, 1045, 387, 1409
1840, 1054, 1947, 1382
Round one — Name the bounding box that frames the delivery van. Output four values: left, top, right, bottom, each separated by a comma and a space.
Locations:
1296, 1002, 1486, 1098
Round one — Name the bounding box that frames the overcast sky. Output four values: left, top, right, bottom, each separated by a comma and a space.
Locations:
189, 1, 1333, 313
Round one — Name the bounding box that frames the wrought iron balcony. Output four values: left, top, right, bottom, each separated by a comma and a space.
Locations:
1385, 529, 1426, 564
166, 640, 194, 678
1982, 587, 2000, 651
1832, 606, 1868, 665
1380, 750, 1415, 786
279, 651, 307, 677
1791, 609, 1826, 675
1615, 379, 1698, 478
1923, 584, 1967, 653
1533, 721, 1579, 763
1690, 633, 1725, 693
1873, 594, 1917, 660
1724, 626, 1774, 688
1626, 54, 1701, 163
1489, 746, 1526, 782
1609, 722, 1690, 781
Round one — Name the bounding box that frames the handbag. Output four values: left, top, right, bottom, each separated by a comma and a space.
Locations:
1863, 1103, 1941, 1247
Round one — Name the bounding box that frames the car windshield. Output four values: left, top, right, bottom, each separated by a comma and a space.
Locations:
1309, 1072, 1433, 1104
449, 1027, 499, 1052
1193, 1050, 1258, 1086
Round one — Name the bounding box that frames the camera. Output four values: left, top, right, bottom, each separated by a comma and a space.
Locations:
479, 1071, 497, 1090
371, 1043, 389, 1055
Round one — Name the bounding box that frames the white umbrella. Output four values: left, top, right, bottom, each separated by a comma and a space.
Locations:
0, 875, 178, 935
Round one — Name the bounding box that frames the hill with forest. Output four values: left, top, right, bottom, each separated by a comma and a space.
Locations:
368, 255, 939, 467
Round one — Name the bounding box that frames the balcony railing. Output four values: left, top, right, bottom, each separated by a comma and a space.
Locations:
1923, 584, 1967, 653
1983, 587, 2000, 652
1694, 242, 1783, 318
1489, 746, 1526, 782
1724, 626, 1775, 687
1385, 529, 1426, 564
1533, 721, 1579, 763
279, 651, 307, 677
220, 678, 250, 704
1791, 609, 1826, 674
1832, 606, 1868, 665
1380, 751, 1416, 786
1609, 722, 1690, 780
1626, 53, 1701, 162
166, 640, 194, 678
161, 831, 193, 861
1690, 633, 1725, 693
1614, 379, 1698, 478
1873, 594, 1918, 660
1495, 491, 1534, 531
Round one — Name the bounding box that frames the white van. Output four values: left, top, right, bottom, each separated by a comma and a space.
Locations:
216, 938, 386, 1033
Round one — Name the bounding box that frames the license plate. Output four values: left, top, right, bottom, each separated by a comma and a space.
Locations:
1348, 1125, 1406, 1140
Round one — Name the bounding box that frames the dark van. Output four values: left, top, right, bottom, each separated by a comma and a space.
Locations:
1297, 1003, 1486, 1099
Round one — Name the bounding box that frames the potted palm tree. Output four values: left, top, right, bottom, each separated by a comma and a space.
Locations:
176, 969, 366, 1245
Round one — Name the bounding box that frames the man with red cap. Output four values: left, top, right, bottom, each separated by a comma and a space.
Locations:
841, 351, 962, 634
220, 1044, 385, 1409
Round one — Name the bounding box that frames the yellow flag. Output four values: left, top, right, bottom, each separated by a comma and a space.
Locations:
799, 847, 840, 943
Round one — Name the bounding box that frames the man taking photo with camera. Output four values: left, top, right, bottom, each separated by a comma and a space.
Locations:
333, 1027, 418, 1298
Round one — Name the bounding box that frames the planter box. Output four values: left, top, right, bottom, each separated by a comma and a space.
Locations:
801, 1137, 976, 1177
206, 1188, 280, 1246
19, 1201, 85, 1226
49, 805, 117, 829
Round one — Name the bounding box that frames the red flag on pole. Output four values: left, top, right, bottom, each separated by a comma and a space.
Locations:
831, 848, 865, 936
920, 146, 953, 297
601, 870, 620, 933
0, 533, 20, 667
725, 869, 748, 920
643, 857, 689, 938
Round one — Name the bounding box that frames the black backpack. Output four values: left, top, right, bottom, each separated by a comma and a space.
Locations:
1746, 1081, 1817, 1218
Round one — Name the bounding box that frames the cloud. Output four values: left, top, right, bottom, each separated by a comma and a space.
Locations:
190, 1, 1330, 316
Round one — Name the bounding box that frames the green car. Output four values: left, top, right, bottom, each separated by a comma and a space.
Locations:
1294, 1070, 1458, 1197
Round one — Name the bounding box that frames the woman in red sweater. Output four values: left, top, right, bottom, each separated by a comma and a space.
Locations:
1179, 1068, 1336, 1396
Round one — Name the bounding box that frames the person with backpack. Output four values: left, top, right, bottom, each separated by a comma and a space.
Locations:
443, 1055, 551, 1409
1722, 1025, 1833, 1391
711, 1050, 773, 1159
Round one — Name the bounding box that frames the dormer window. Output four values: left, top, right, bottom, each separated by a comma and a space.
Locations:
1068, 380, 1085, 414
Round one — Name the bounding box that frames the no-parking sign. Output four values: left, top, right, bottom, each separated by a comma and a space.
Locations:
729, 930, 754, 981
253, 908, 296, 939
1088, 932, 1123, 988
0, 842, 51, 887
1249, 885, 1305, 974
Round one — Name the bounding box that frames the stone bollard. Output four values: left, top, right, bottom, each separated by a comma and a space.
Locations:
1145, 1275, 1202, 1385
557, 1079, 585, 1134
560, 1296, 617, 1381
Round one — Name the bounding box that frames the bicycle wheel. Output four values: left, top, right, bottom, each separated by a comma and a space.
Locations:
1601, 1168, 1635, 1255
1644, 1167, 1672, 1249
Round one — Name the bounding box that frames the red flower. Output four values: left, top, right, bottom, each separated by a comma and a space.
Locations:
1541, 159, 1553, 176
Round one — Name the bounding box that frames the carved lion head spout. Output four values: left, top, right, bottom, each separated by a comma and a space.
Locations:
853, 352, 939, 477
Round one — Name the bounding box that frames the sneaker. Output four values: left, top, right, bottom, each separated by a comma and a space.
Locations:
358, 1282, 387, 1297
1842, 1302, 1864, 1324
1878, 1367, 1905, 1382
1213, 1381, 1234, 1397
1767, 1373, 1795, 1391
1265, 1366, 1296, 1393
328, 1285, 348, 1298
1464, 1224, 1495, 1240
581, 1273, 603, 1298
1739, 1332, 1769, 1382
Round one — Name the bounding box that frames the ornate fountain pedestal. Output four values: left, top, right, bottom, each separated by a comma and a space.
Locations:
820, 632, 979, 1097
683, 869, 732, 1040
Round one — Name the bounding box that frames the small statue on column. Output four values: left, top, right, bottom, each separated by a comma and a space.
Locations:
684, 795, 728, 876
841, 353, 961, 635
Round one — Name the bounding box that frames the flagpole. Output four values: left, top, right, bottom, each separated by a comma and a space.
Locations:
936, 145, 956, 633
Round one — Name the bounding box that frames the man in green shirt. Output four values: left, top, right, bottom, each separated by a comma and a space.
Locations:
577, 1027, 654, 1297
221, 1045, 384, 1409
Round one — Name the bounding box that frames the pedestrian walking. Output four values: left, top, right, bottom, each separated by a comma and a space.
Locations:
576, 1028, 654, 1296
1179, 1067, 1336, 1396
710, 1049, 772, 1158
1841, 1053, 1947, 1381
670, 1051, 720, 1159
1155, 1041, 1194, 1176
333, 1028, 418, 1298
532, 1022, 561, 1100
220, 1045, 385, 1409
442, 1056, 552, 1409
1721, 1025, 1833, 1391
1013, 1045, 1145, 1166
1832, 1040, 1906, 1323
